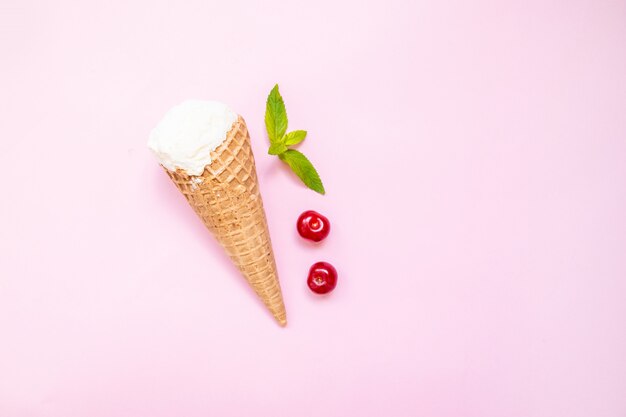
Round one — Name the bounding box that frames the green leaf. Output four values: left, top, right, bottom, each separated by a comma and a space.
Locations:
268, 142, 288, 155
265, 84, 288, 144
279, 149, 325, 194
283, 130, 307, 146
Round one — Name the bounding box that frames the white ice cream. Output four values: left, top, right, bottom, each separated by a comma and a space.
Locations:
148, 100, 238, 175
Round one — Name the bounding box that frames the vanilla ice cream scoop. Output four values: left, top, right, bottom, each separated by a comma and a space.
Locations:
148, 100, 238, 175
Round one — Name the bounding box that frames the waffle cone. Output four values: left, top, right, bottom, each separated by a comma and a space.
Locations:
163, 116, 286, 326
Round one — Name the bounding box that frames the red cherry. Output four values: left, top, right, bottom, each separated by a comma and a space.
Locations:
297, 210, 330, 242
307, 261, 338, 294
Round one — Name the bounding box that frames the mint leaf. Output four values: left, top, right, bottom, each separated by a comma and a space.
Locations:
268, 142, 288, 155
265, 84, 288, 144
264, 84, 327, 195
283, 130, 307, 146
279, 149, 325, 194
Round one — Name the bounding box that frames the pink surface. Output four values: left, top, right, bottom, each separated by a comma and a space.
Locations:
1, 1, 626, 416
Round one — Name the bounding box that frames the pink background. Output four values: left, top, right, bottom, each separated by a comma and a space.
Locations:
1, 0, 626, 416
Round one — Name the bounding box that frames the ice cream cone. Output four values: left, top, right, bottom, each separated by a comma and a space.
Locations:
162, 116, 287, 326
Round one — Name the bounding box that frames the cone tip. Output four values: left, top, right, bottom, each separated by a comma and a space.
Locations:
276, 316, 287, 327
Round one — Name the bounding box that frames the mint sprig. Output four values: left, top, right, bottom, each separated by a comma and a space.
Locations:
264, 84, 325, 195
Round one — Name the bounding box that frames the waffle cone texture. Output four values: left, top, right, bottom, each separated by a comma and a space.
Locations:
163, 116, 287, 326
